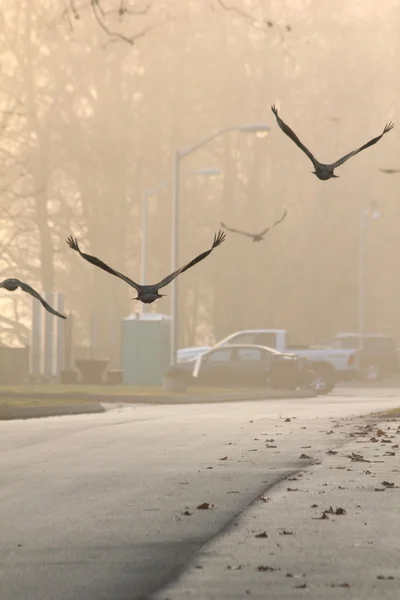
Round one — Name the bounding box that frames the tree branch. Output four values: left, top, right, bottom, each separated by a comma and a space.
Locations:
213, 0, 293, 56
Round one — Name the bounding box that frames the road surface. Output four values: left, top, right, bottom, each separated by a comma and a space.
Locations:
1, 388, 399, 600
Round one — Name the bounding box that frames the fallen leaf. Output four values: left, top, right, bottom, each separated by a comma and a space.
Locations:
299, 454, 311, 459
255, 531, 268, 538
219, 456, 229, 461
314, 512, 330, 520
311, 504, 318, 508
284, 418, 291, 422
196, 502, 214, 510
323, 506, 346, 516
334, 507, 346, 515
348, 452, 368, 462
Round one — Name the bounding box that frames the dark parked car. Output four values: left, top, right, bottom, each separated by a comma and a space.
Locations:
328, 333, 400, 381
164, 344, 312, 392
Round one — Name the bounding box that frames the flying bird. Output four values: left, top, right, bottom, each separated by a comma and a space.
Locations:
67, 231, 226, 304
0, 279, 67, 319
379, 168, 400, 175
271, 105, 394, 180
220, 209, 287, 243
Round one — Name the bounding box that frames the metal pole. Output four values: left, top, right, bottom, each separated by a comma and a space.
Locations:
141, 191, 148, 314
30, 297, 43, 379
44, 291, 55, 380
358, 210, 366, 351
170, 150, 180, 365
56, 293, 65, 377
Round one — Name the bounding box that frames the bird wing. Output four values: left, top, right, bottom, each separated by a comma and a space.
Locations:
258, 209, 288, 236
379, 168, 400, 174
67, 235, 141, 292
331, 122, 394, 169
219, 222, 254, 239
156, 230, 226, 290
271, 105, 319, 168
16, 280, 67, 319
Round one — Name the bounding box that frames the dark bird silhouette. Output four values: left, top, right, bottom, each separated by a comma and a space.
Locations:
67, 231, 226, 304
271, 105, 394, 180
0, 279, 66, 319
220, 209, 287, 243
379, 168, 400, 175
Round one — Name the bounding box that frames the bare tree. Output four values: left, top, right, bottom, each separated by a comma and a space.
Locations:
61, 0, 173, 45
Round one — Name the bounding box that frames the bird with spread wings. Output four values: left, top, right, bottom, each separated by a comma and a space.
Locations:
220, 209, 287, 243
67, 231, 226, 304
0, 279, 67, 319
271, 105, 394, 180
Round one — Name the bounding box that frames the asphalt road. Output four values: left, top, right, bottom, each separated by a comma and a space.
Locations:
1, 388, 399, 600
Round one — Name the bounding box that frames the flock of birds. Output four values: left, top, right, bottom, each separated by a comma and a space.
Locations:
0, 105, 394, 319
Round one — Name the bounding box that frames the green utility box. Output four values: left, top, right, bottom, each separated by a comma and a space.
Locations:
121, 312, 171, 385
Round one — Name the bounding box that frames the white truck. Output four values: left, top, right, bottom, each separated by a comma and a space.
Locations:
213, 329, 359, 394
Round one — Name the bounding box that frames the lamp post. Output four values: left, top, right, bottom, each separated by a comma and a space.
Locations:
358, 202, 380, 351
170, 123, 271, 365
141, 167, 221, 312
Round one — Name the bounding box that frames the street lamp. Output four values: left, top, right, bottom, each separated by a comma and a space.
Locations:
141, 167, 221, 312
358, 202, 380, 351
170, 123, 271, 365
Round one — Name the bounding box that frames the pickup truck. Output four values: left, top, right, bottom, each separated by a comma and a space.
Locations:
326, 333, 400, 381
213, 329, 359, 394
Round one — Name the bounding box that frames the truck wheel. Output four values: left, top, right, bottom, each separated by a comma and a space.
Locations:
359, 363, 382, 382
309, 365, 336, 395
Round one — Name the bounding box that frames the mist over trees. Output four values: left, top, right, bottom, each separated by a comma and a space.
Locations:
0, 0, 399, 361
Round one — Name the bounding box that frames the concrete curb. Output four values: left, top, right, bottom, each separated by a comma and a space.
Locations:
125, 389, 317, 405
0, 403, 106, 421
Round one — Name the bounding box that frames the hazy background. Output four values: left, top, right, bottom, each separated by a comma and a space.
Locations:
0, 0, 399, 366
